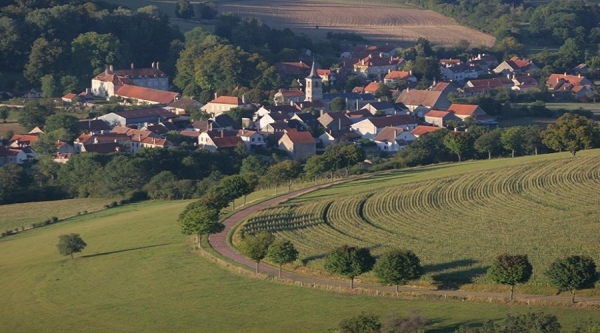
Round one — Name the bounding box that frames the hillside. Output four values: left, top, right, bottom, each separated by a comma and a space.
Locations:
241, 150, 600, 293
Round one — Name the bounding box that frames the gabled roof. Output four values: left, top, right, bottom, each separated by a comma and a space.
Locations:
374, 126, 405, 142
114, 108, 178, 120
168, 98, 201, 109
396, 89, 444, 107
115, 85, 179, 104
9, 133, 40, 145
547, 74, 591, 91
264, 105, 299, 115
346, 109, 372, 118
111, 67, 166, 78
318, 112, 353, 127
425, 110, 451, 118
508, 56, 535, 69
62, 93, 77, 100
364, 82, 381, 94
237, 129, 259, 138
208, 96, 242, 105
278, 89, 305, 97
366, 101, 394, 110
384, 71, 411, 80
316, 69, 331, 76
293, 112, 317, 123
411, 125, 442, 137
180, 130, 201, 138
78, 119, 111, 132
365, 115, 418, 128
355, 54, 403, 67
266, 111, 292, 122
140, 137, 173, 147
214, 114, 241, 129
447, 104, 479, 116
282, 128, 315, 144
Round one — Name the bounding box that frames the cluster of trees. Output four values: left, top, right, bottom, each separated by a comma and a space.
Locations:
0, 0, 181, 90
393, 113, 599, 169
238, 231, 299, 275
338, 312, 428, 333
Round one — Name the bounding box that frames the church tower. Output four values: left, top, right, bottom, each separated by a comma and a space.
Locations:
304, 61, 322, 102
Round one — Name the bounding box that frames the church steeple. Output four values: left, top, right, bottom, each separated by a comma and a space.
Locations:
305, 60, 322, 102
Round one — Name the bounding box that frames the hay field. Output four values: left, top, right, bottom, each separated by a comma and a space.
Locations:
241, 150, 600, 294
218, 0, 496, 47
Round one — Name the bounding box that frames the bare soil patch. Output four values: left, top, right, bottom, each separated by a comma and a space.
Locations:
218, 0, 495, 47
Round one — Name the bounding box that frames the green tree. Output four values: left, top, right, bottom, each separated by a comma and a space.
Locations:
179, 205, 223, 244
542, 113, 597, 157
44, 113, 79, 142
41, 74, 59, 98
219, 174, 250, 209
374, 249, 423, 293
24, 38, 66, 83
263, 160, 301, 194
175, 0, 195, 19
144, 171, 180, 200
267, 239, 299, 277
501, 126, 526, 158
304, 154, 328, 182
60, 75, 79, 95
487, 254, 533, 301
241, 172, 258, 205
339, 313, 381, 333
0, 106, 9, 123
524, 125, 544, 156
18, 101, 55, 130
324, 245, 375, 289
240, 231, 275, 273
444, 131, 470, 162
71, 32, 123, 79
33, 128, 68, 155
330, 97, 346, 111
57, 233, 87, 259
545, 255, 597, 304
474, 129, 503, 159
240, 155, 269, 177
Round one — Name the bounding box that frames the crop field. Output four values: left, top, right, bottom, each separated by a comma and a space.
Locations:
3, 200, 600, 332
242, 150, 600, 294
218, 0, 495, 46
0, 198, 118, 232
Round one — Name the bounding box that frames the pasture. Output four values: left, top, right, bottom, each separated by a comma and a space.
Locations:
0, 198, 117, 231
2, 200, 600, 332
241, 150, 600, 295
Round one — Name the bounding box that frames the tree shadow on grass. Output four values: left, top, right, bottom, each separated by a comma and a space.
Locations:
431, 265, 490, 290
82, 243, 170, 258
423, 259, 478, 274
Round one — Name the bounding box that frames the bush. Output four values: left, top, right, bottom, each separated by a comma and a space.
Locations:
51, 216, 58, 223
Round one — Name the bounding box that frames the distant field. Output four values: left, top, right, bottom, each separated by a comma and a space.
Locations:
0, 122, 24, 136
497, 117, 556, 128
0, 198, 117, 231
106, 0, 495, 46
241, 150, 600, 295
545, 102, 600, 113
2, 201, 600, 333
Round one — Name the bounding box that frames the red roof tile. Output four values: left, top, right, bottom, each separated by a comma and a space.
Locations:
209, 96, 241, 105
115, 85, 179, 104
447, 104, 478, 116
425, 110, 451, 118
411, 125, 442, 136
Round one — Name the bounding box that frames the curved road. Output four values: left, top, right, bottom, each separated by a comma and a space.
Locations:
208, 183, 600, 303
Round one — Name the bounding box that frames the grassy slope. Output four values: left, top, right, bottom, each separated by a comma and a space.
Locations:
2, 200, 600, 333
0, 198, 117, 231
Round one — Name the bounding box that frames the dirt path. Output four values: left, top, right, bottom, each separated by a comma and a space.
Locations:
208, 183, 600, 303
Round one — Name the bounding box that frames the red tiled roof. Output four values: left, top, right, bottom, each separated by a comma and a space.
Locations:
447, 104, 479, 116
384, 71, 411, 80
62, 93, 77, 100
509, 57, 533, 69
316, 69, 331, 76
279, 90, 305, 97
180, 130, 201, 138
355, 54, 403, 67
9, 133, 40, 145
547, 74, 591, 90
283, 128, 315, 144
411, 125, 442, 136
209, 96, 241, 105
212, 136, 243, 148
115, 85, 179, 104
140, 137, 172, 147
425, 110, 451, 118
364, 82, 381, 94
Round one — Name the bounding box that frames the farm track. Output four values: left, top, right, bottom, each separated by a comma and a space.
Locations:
218, 0, 495, 46
209, 172, 600, 302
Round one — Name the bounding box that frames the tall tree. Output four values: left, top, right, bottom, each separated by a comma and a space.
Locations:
487, 254, 533, 300
374, 249, 423, 292
338, 313, 381, 333
40, 74, 59, 97
474, 129, 503, 159
24, 38, 66, 83
263, 160, 301, 194
71, 32, 123, 80
267, 239, 299, 277
501, 126, 526, 158
240, 155, 270, 177
44, 113, 79, 141
444, 131, 470, 162
219, 174, 250, 209
524, 125, 544, 156
18, 101, 54, 130
330, 97, 346, 111
324, 245, 375, 289
545, 255, 597, 303
240, 231, 275, 273
0, 106, 9, 123
542, 113, 597, 157
175, 0, 195, 19
179, 205, 223, 244
57, 233, 87, 259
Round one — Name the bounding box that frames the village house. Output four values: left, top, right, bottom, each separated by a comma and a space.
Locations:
373, 126, 415, 153
198, 130, 243, 152
321, 92, 376, 111
78, 119, 111, 134
139, 137, 174, 149
316, 69, 335, 84
350, 114, 419, 139
237, 129, 266, 150
74, 133, 129, 153
278, 129, 316, 160
383, 70, 417, 85
546, 73, 593, 99
396, 82, 457, 118
0, 146, 29, 165
61, 93, 80, 104
318, 112, 353, 131
273, 89, 305, 105
424, 110, 453, 127
319, 130, 361, 148
203, 95, 253, 116
91, 63, 169, 98
353, 53, 404, 78
493, 57, 539, 75
446, 104, 489, 122
353, 82, 381, 94
256, 110, 292, 131
363, 101, 396, 115
274, 61, 311, 77
9, 133, 40, 148
98, 108, 179, 128
440, 62, 479, 82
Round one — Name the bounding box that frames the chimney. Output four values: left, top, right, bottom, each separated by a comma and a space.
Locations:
152, 62, 155, 69
109, 65, 113, 73
220, 129, 224, 138
214, 92, 218, 99
409, 69, 413, 76
241, 94, 246, 104
368, 54, 372, 59
388, 69, 391, 74
578, 73, 581, 78
105, 66, 108, 75
209, 121, 213, 131
131, 63, 134, 69
361, 59, 365, 65
156, 62, 160, 70
564, 72, 567, 76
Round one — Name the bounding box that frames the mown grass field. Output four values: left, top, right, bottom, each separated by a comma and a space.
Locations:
0, 198, 117, 231
242, 150, 600, 295
2, 200, 600, 332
